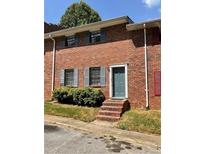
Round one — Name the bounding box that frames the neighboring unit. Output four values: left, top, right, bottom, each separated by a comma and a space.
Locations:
44, 16, 161, 113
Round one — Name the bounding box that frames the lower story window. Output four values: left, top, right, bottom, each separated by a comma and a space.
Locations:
89, 67, 100, 86
65, 69, 74, 86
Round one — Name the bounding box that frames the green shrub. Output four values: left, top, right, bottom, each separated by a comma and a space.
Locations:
52, 87, 105, 107
73, 88, 105, 107
52, 87, 73, 103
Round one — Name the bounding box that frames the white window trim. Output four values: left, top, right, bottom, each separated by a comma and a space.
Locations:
109, 64, 128, 99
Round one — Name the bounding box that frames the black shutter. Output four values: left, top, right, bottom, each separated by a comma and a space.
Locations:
75, 35, 79, 47
60, 37, 66, 48
84, 31, 90, 45
101, 29, 106, 42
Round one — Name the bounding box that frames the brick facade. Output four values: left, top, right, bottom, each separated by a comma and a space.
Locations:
44, 22, 161, 110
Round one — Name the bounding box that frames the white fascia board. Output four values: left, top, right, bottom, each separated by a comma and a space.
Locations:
44, 16, 132, 39
126, 19, 161, 31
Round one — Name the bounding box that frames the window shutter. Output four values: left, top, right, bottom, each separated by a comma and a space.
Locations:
84, 67, 89, 87
84, 32, 90, 45
60, 38, 66, 48
101, 29, 106, 42
73, 68, 78, 87
60, 69, 65, 86
75, 35, 79, 47
154, 71, 161, 96
100, 66, 106, 86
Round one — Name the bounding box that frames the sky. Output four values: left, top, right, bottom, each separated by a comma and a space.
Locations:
45, 0, 161, 24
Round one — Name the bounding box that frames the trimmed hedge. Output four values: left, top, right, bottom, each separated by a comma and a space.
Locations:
52, 87, 74, 103
52, 87, 105, 107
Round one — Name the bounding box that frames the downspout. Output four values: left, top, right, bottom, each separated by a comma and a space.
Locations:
49, 34, 56, 94
143, 24, 149, 110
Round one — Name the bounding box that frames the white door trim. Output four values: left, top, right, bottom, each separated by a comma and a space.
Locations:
109, 64, 128, 99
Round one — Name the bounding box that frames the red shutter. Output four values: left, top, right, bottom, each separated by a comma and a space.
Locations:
154, 71, 161, 96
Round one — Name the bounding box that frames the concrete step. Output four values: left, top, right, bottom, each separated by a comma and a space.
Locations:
98, 110, 121, 117
96, 115, 120, 122
101, 106, 123, 112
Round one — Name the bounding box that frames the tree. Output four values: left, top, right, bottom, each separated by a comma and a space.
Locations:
60, 1, 101, 28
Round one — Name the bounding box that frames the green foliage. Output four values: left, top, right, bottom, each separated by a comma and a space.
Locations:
118, 123, 128, 130
60, 1, 101, 28
72, 88, 105, 107
45, 103, 99, 122
117, 110, 161, 134
52, 87, 73, 103
52, 87, 105, 107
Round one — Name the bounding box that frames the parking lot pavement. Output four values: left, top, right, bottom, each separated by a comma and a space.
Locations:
45, 124, 160, 154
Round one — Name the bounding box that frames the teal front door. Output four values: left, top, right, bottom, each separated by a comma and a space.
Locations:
112, 67, 125, 98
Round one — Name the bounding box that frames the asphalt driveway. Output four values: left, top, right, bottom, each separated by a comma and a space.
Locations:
45, 124, 160, 154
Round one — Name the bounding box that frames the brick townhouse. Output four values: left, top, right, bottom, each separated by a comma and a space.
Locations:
44, 16, 161, 113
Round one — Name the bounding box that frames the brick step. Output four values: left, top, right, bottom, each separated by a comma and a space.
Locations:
101, 106, 123, 112
96, 115, 120, 122
98, 110, 121, 117
105, 99, 127, 101
104, 99, 126, 103
96, 99, 129, 122
103, 102, 124, 107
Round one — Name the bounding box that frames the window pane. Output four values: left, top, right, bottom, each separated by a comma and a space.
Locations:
65, 69, 74, 86
91, 31, 101, 43
89, 67, 100, 85
66, 36, 76, 47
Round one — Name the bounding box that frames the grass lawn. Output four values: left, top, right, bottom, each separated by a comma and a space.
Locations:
117, 109, 161, 135
45, 102, 100, 122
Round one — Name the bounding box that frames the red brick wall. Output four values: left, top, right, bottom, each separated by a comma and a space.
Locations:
147, 28, 161, 109
44, 40, 53, 100
44, 24, 161, 110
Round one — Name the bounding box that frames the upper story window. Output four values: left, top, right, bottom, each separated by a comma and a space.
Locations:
60, 36, 77, 48
90, 31, 101, 43
89, 67, 101, 86
59, 29, 106, 47
66, 36, 76, 47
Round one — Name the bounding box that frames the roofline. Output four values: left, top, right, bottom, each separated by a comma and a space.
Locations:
126, 18, 161, 31
45, 16, 133, 39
